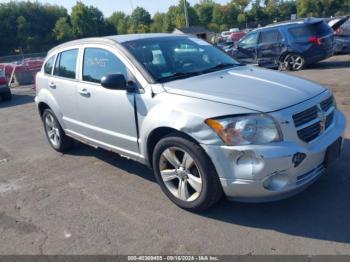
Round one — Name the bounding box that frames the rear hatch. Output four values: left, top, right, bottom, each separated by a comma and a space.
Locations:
289, 20, 334, 51
329, 16, 350, 36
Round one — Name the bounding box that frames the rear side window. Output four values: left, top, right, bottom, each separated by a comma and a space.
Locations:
82, 48, 127, 84
44, 56, 55, 75
259, 30, 282, 43
289, 26, 313, 38
53, 49, 78, 79
289, 22, 332, 38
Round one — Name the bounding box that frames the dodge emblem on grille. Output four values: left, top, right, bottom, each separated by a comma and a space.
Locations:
317, 105, 327, 133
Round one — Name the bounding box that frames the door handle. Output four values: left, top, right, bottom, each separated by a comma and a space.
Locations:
49, 82, 56, 89
78, 88, 90, 97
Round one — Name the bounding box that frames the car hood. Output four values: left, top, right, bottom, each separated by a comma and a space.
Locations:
163, 66, 326, 112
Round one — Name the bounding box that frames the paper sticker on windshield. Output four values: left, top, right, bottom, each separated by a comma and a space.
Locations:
189, 38, 210, 46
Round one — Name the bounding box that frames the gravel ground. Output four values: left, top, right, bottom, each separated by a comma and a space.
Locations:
0, 54, 349, 255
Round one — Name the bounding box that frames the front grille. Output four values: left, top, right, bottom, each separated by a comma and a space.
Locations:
320, 96, 334, 111
292, 106, 318, 127
293, 96, 335, 143
297, 121, 321, 142
325, 111, 334, 129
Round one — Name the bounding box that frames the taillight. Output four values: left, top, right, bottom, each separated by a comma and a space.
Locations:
308, 36, 321, 45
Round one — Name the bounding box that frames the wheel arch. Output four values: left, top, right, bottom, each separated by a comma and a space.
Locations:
36, 89, 65, 128
38, 102, 50, 119
145, 127, 201, 168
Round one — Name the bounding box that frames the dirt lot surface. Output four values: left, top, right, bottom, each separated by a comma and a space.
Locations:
0, 54, 349, 255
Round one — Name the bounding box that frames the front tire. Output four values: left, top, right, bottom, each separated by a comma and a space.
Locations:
152, 133, 223, 211
42, 109, 73, 153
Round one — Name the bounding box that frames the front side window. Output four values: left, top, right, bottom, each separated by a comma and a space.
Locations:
44, 56, 55, 75
239, 32, 259, 47
122, 36, 240, 83
83, 48, 127, 84
53, 49, 78, 79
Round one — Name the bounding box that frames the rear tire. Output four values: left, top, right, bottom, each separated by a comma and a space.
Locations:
42, 109, 73, 153
2, 89, 12, 101
152, 133, 223, 212
279, 53, 305, 71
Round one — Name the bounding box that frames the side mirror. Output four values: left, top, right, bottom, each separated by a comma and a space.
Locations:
101, 74, 127, 90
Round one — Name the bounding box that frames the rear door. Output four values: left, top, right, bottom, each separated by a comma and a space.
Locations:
257, 29, 284, 67
234, 31, 259, 64
50, 48, 80, 130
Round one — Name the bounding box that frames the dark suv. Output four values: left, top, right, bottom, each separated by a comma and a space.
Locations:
231, 18, 334, 70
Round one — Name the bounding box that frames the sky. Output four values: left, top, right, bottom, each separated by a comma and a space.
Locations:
0, 0, 230, 17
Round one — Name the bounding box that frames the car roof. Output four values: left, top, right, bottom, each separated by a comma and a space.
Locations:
106, 33, 176, 43
47, 33, 181, 55
251, 18, 325, 33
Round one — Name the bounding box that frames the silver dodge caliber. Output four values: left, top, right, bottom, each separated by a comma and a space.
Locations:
35, 34, 346, 211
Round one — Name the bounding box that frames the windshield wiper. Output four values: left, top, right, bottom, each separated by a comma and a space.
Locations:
156, 63, 240, 83
201, 63, 239, 74
156, 71, 200, 83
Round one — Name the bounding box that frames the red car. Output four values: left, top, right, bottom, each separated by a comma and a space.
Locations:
230, 31, 246, 42
0, 68, 11, 101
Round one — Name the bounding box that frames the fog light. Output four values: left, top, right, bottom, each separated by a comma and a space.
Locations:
263, 172, 289, 191
292, 153, 306, 167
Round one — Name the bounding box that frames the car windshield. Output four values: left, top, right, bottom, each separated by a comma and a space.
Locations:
122, 36, 241, 83
0, 69, 5, 77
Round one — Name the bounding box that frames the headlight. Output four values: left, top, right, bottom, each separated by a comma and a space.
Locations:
205, 114, 282, 146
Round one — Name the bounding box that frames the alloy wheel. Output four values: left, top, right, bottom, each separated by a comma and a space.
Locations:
159, 147, 202, 202
284, 54, 304, 71
44, 113, 61, 148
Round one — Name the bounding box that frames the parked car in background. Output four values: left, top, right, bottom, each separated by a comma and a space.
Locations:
231, 18, 334, 70
328, 16, 350, 54
217, 40, 235, 52
0, 69, 11, 101
220, 30, 232, 40
230, 30, 246, 42
219, 29, 246, 44
36, 34, 346, 211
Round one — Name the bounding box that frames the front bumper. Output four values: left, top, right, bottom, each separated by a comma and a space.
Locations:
202, 110, 346, 202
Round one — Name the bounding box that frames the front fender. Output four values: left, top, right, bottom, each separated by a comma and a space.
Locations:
138, 92, 256, 161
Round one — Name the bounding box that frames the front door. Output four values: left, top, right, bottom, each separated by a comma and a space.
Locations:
75, 46, 139, 155
234, 31, 259, 64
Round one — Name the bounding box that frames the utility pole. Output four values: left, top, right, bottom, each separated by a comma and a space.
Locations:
184, 0, 189, 27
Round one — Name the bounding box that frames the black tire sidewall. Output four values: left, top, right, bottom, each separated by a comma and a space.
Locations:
152, 135, 221, 211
